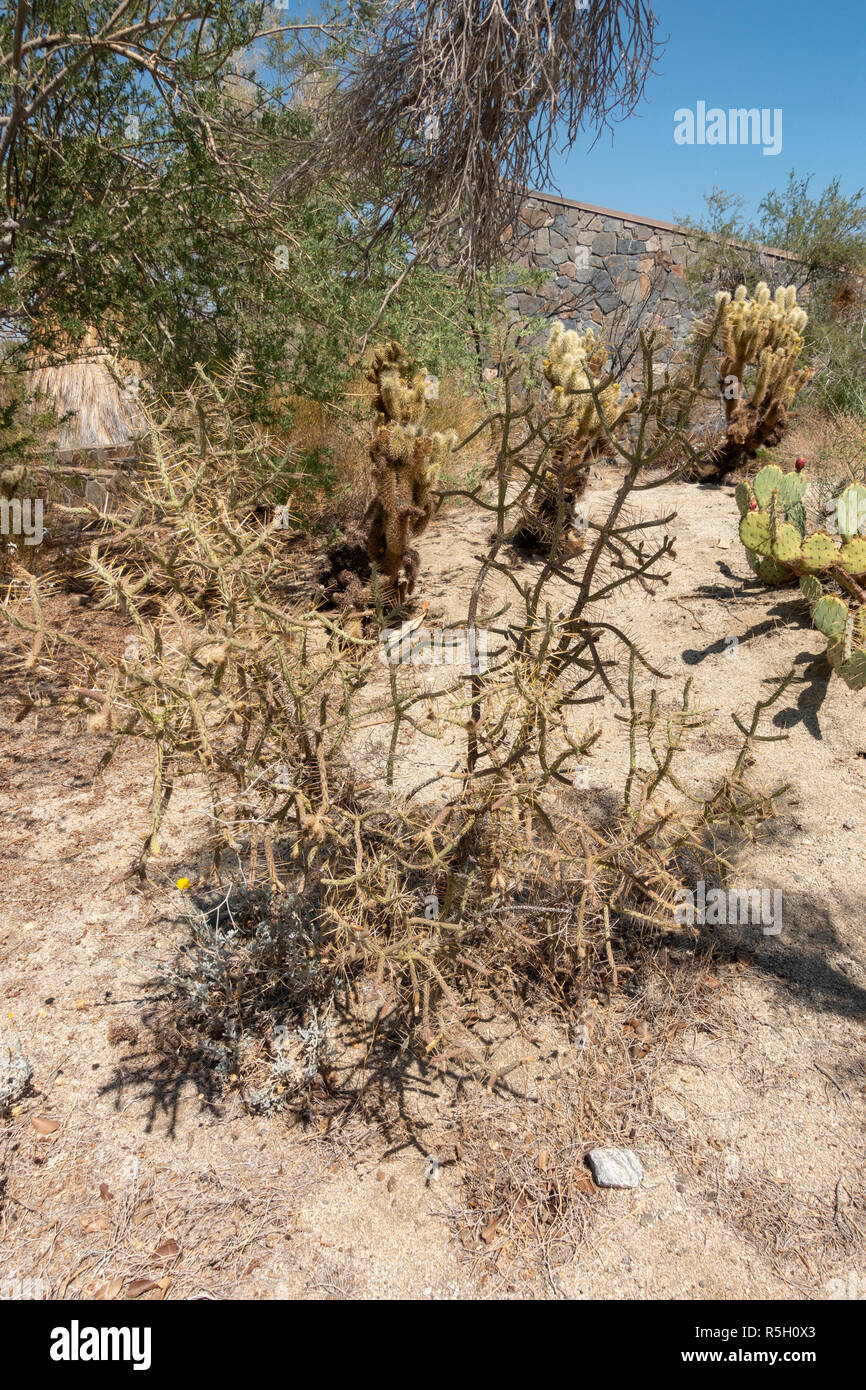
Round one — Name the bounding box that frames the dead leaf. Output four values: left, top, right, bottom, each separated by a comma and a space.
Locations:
99, 1182, 114, 1202
31, 1116, 60, 1136
81, 1214, 110, 1234
132, 1200, 155, 1225
480, 1213, 503, 1244
126, 1279, 159, 1299
535, 1149, 550, 1173
154, 1238, 179, 1261
93, 1276, 125, 1300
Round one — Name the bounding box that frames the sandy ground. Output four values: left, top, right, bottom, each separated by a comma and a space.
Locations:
1, 469, 864, 1300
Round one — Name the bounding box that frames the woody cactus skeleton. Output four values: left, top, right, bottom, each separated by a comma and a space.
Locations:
704, 282, 813, 480
364, 342, 456, 606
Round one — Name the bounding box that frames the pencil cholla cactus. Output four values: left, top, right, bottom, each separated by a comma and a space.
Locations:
711, 282, 813, 475
516, 322, 638, 553
364, 342, 456, 604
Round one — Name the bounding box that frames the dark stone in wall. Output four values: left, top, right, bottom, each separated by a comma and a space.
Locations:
592, 231, 617, 255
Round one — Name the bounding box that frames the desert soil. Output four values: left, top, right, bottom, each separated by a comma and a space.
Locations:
1, 468, 864, 1300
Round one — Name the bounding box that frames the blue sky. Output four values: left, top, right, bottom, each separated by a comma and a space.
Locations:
547, 0, 866, 224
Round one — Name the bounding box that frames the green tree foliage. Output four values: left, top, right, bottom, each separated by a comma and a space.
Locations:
0, 2, 499, 416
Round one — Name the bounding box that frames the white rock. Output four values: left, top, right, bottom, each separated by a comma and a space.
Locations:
587, 1146, 645, 1189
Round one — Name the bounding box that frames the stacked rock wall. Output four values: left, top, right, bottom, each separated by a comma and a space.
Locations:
507, 191, 802, 376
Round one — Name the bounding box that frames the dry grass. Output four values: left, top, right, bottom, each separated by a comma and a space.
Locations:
446, 958, 724, 1293
777, 401, 866, 486
25, 329, 144, 451
0, 1121, 312, 1300
714, 1159, 865, 1290
425, 376, 490, 501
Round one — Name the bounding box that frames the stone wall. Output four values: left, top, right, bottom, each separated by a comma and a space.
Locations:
506, 191, 801, 374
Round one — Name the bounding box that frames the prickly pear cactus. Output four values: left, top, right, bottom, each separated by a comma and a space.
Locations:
831, 482, 866, 542
364, 342, 456, 605
736, 463, 810, 582
737, 464, 866, 591
800, 575, 866, 691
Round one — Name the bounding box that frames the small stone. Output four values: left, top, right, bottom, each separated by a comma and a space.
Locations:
592, 231, 616, 255
587, 1147, 645, 1189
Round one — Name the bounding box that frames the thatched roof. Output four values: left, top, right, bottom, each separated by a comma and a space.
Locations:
25, 329, 145, 450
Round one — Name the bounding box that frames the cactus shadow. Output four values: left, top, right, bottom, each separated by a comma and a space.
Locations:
770, 650, 832, 739
680, 603, 804, 667
704, 889, 866, 1022
679, 594, 809, 667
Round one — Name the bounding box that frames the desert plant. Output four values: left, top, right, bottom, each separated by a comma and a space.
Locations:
800, 574, 866, 690
322, 341, 457, 611
734, 463, 866, 687
698, 282, 813, 480
0, 369, 54, 496
684, 177, 866, 419
512, 323, 639, 555
364, 340, 457, 605
736, 466, 866, 584
1, 325, 793, 1118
